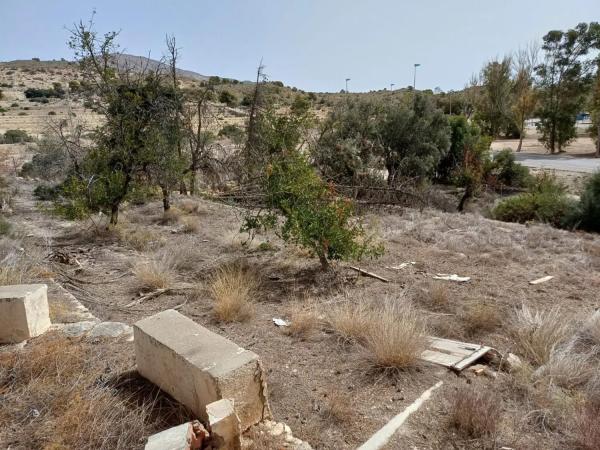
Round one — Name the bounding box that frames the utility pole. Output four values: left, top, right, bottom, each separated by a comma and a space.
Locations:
390, 83, 395, 91
413, 63, 421, 90
345, 78, 350, 93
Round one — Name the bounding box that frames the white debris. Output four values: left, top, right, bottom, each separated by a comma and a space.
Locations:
432, 274, 471, 282
272, 318, 290, 327
529, 275, 554, 285
386, 262, 416, 270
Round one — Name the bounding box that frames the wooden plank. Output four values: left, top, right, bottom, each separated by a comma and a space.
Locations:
452, 346, 492, 371
428, 337, 480, 356
420, 349, 461, 366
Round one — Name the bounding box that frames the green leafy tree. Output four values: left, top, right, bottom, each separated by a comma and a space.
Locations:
535, 22, 600, 153
591, 70, 600, 157
219, 89, 237, 107
476, 57, 514, 138
379, 93, 450, 185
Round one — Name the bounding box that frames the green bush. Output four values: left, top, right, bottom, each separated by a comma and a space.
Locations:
570, 171, 600, 232
218, 90, 237, 107
0, 217, 11, 236
218, 124, 244, 144
33, 184, 61, 201
486, 149, 532, 188
3, 129, 32, 144
493, 173, 577, 227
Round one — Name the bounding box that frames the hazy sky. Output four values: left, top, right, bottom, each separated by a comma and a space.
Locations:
2, 1, 600, 92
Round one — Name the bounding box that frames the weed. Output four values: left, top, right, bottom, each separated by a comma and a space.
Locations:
210, 262, 258, 322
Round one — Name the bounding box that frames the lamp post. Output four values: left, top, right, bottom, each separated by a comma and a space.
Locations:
413, 63, 421, 90
345, 78, 350, 93
390, 83, 395, 91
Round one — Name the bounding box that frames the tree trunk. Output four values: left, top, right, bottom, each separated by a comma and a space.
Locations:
110, 204, 119, 225
162, 187, 170, 211
318, 253, 329, 271
457, 185, 473, 212
190, 170, 197, 195
517, 129, 524, 152
596, 124, 600, 158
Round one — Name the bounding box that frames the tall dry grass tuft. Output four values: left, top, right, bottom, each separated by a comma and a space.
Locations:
180, 216, 200, 234
327, 299, 374, 343
285, 300, 321, 339
0, 334, 192, 449
462, 302, 501, 336
158, 207, 183, 225
321, 390, 354, 424
360, 300, 429, 371
210, 262, 259, 322
534, 342, 597, 389
510, 304, 573, 366
448, 385, 501, 440
132, 251, 176, 290
117, 226, 162, 251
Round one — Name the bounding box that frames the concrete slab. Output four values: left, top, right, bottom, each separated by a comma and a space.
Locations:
134, 309, 271, 430
0, 284, 50, 343
207, 399, 241, 450
145, 421, 206, 450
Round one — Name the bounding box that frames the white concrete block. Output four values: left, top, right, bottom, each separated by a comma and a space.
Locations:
134, 309, 270, 431
208, 399, 241, 450
145, 421, 206, 450
0, 284, 50, 343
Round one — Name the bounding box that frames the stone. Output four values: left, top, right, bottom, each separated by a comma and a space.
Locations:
0, 284, 50, 343
145, 420, 207, 450
207, 398, 241, 450
134, 310, 270, 430
503, 353, 523, 372
52, 320, 98, 337
88, 321, 133, 338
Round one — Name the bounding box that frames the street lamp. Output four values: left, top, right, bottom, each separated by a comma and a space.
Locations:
413, 63, 421, 90
390, 83, 395, 91
345, 78, 351, 93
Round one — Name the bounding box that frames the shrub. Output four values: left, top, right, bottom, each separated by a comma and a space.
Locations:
218, 90, 237, 107
3, 129, 32, 144
510, 304, 573, 366
210, 262, 258, 322
10, 102, 19, 107
486, 149, 532, 188
493, 173, 577, 227
133, 252, 176, 290
243, 150, 383, 270
285, 300, 320, 339
327, 300, 374, 343
360, 300, 428, 371
571, 171, 600, 232
448, 385, 500, 439
33, 184, 61, 200
218, 124, 245, 144
0, 217, 11, 235
48, 111, 56, 115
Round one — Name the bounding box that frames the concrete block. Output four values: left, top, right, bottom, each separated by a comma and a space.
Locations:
0, 284, 50, 343
145, 421, 206, 450
134, 309, 270, 430
207, 399, 241, 450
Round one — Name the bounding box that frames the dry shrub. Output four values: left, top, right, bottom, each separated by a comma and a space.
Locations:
321, 390, 354, 424
327, 299, 374, 343
117, 226, 161, 251
416, 282, 449, 311
178, 199, 206, 215
158, 207, 182, 225
580, 311, 600, 347
360, 300, 429, 371
510, 304, 573, 366
285, 300, 321, 339
0, 239, 46, 284
245, 426, 288, 450
462, 302, 501, 336
0, 334, 191, 450
574, 401, 600, 450
133, 251, 176, 290
210, 262, 258, 322
534, 343, 596, 389
448, 385, 500, 440
180, 216, 200, 233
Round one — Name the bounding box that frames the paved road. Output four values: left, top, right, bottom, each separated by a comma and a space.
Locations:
513, 152, 600, 174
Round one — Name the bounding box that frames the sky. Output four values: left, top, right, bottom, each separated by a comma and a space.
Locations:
2, 1, 600, 93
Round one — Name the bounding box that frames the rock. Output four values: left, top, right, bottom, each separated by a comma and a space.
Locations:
503, 353, 523, 372
207, 398, 241, 450
53, 320, 98, 337
88, 321, 133, 338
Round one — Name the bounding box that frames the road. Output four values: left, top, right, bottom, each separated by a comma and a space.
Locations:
513, 152, 600, 174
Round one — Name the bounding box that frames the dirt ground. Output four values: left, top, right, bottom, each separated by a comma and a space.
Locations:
3, 174, 600, 449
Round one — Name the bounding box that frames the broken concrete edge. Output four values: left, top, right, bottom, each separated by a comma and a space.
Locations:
50, 278, 98, 322
0, 284, 50, 344
207, 398, 241, 449
145, 420, 207, 450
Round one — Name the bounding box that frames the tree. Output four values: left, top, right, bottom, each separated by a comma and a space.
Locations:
535, 22, 600, 153
219, 90, 237, 107
512, 44, 539, 152
378, 93, 450, 185
476, 57, 513, 138
312, 99, 383, 184
591, 69, 600, 157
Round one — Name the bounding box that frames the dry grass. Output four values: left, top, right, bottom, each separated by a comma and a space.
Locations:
510, 304, 574, 366
0, 333, 191, 450
117, 226, 162, 251
534, 343, 597, 389
321, 390, 354, 424
132, 251, 176, 290
284, 300, 321, 339
180, 216, 200, 233
210, 262, 259, 322
158, 207, 183, 225
580, 311, 600, 347
574, 401, 600, 450
327, 299, 374, 343
416, 282, 450, 311
448, 385, 501, 440
462, 302, 502, 336
360, 300, 429, 371
178, 199, 207, 215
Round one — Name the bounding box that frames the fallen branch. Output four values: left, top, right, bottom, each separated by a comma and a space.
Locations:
125, 283, 196, 308
348, 266, 389, 283
529, 275, 553, 285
